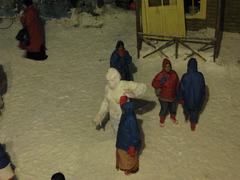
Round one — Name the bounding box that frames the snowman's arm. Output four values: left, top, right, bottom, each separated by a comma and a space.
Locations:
97, 87, 109, 121
123, 81, 147, 97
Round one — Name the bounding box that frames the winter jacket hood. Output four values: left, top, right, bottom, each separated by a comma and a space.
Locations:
162, 58, 172, 71
187, 58, 198, 73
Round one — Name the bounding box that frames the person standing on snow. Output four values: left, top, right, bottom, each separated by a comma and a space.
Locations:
116, 96, 141, 175
20, 0, 47, 61
179, 58, 206, 131
110, 41, 133, 81
94, 68, 146, 135
152, 58, 179, 127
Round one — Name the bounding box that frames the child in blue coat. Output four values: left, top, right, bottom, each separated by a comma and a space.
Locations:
116, 96, 141, 175
179, 58, 206, 131
110, 41, 133, 81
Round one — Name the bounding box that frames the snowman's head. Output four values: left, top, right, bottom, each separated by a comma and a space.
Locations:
106, 68, 121, 89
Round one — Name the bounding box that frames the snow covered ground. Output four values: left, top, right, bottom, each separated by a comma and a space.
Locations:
0, 7, 240, 180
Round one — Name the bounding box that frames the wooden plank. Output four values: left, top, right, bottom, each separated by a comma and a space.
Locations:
178, 40, 207, 62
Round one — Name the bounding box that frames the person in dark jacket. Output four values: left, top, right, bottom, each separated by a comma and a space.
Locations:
0, 144, 15, 180
152, 58, 179, 127
179, 58, 206, 131
51, 172, 65, 180
110, 41, 133, 81
20, 0, 47, 61
116, 96, 141, 175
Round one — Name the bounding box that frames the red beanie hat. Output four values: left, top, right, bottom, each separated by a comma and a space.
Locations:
119, 96, 128, 106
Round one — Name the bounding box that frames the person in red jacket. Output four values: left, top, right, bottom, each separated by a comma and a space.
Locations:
20, 0, 47, 61
152, 58, 179, 127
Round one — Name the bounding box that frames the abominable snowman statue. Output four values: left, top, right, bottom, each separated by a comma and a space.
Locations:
94, 68, 147, 135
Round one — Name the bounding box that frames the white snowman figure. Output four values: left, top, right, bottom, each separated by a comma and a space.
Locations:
94, 68, 147, 135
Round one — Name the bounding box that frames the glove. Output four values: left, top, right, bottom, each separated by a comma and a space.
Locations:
154, 88, 161, 97
159, 76, 168, 85
119, 96, 128, 106
127, 146, 136, 157
93, 114, 102, 126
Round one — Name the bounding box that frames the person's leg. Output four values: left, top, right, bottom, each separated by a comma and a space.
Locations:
159, 100, 169, 127
183, 106, 190, 122
169, 101, 178, 124
189, 110, 199, 131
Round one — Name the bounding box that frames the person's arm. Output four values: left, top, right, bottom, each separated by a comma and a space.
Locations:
200, 73, 206, 108
128, 116, 140, 157
110, 52, 118, 68
152, 72, 165, 89
125, 51, 132, 65
201, 73, 206, 97
178, 75, 186, 103
94, 87, 109, 125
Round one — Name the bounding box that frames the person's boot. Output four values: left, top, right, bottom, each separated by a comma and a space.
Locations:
170, 115, 178, 124
190, 122, 196, 131
160, 116, 165, 127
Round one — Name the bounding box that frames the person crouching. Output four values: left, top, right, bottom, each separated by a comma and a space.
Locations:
116, 96, 141, 175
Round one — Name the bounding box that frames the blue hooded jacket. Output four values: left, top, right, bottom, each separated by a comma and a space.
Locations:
179, 58, 206, 111
116, 102, 141, 151
0, 145, 10, 169
110, 50, 132, 81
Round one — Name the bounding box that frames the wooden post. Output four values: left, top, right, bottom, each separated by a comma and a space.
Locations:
136, 0, 142, 59
214, 0, 224, 61
175, 38, 179, 59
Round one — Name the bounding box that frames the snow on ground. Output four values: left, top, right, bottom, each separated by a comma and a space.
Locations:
0, 7, 240, 180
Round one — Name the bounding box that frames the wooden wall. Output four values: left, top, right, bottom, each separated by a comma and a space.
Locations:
186, 0, 240, 32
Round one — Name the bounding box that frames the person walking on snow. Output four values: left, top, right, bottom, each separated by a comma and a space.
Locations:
152, 58, 179, 127
94, 68, 146, 135
20, 0, 47, 61
116, 96, 141, 175
110, 41, 133, 81
179, 58, 206, 131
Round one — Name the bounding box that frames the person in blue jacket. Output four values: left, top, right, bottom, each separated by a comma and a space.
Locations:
0, 144, 15, 180
110, 41, 133, 81
116, 96, 141, 175
179, 58, 206, 131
